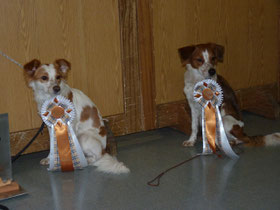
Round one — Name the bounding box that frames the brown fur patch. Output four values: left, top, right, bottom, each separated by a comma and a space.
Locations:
102, 149, 106, 155
273, 133, 280, 138
230, 125, 265, 146
54, 66, 66, 81
230, 125, 250, 143
54, 59, 71, 79
217, 75, 242, 120
33, 67, 49, 82
24, 66, 49, 84
23, 59, 43, 85
246, 136, 265, 147
80, 106, 91, 121
99, 126, 107, 137
67, 91, 73, 102
80, 106, 101, 128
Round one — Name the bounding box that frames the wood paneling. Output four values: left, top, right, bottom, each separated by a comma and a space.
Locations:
118, 0, 143, 134
117, 0, 156, 133
235, 83, 279, 119
0, 0, 123, 132
137, 0, 156, 130
156, 100, 191, 134
153, 0, 279, 104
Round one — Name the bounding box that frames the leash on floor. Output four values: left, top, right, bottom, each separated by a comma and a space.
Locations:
0, 50, 46, 163
147, 153, 204, 187
0, 204, 9, 210
147, 144, 244, 187
11, 122, 45, 163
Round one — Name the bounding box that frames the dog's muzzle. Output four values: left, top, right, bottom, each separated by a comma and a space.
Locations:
208, 68, 216, 76
53, 85, 61, 94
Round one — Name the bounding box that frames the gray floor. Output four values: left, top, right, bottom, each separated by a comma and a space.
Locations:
2, 111, 280, 210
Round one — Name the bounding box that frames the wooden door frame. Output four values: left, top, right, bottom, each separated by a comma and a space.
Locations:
112, 0, 156, 135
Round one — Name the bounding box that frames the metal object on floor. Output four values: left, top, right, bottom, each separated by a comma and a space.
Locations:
0, 114, 12, 182
0, 113, 27, 201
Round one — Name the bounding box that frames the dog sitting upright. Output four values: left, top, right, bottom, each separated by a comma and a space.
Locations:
178, 43, 280, 147
23, 59, 129, 174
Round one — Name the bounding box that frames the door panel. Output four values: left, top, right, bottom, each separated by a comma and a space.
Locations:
0, 0, 123, 132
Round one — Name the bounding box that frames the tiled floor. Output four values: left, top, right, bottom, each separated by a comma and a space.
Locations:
1, 112, 280, 210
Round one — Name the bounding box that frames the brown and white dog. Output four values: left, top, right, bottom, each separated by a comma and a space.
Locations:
178, 43, 280, 147
23, 59, 129, 174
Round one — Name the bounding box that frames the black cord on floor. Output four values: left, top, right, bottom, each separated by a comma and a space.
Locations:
0, 204, 9, 210
11, 122, 45, 163
147, 144, 244, 187
147, 153, 204, 186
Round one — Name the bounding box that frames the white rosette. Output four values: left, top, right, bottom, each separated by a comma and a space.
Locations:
40, 95, 88, 171
193, 79, 238, 159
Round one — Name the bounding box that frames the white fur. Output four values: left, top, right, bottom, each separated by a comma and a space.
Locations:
29, 63, 129, 174
264, 133, 280, 146
221, 112, 244, 144
94, 154, 130, 174
222, 113, 244, 133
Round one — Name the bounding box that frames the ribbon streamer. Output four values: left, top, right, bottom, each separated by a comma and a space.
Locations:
193, 79, 238, 159
41, 95, 88, 171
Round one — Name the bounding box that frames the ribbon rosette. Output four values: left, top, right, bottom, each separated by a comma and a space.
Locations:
41, 95, 88, 171
193, 79, 238, 159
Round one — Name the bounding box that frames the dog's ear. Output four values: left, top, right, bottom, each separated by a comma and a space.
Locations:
178, 46, 196, 66
23, 59, 41, 77
54, 59, 71, 74
213, 44, 224, 62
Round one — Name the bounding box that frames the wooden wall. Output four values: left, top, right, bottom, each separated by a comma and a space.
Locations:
1, 0, 279, 155
0, 0, 123, 132
153, 0, 279, 105
0, 0, 279, 140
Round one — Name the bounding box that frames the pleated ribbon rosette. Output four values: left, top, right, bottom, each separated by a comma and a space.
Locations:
41, 96, 88, 171
193, 79, 239, 159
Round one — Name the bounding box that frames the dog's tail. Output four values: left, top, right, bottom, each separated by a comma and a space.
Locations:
230, 124, 280, 146
93, 153, 130, 174
240, 133, 280, 146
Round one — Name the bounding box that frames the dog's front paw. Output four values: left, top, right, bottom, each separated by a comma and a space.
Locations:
182, 140, 195, 147
229, 139, 243, 147
40, 157, 49, 165
86, 155, 98, 165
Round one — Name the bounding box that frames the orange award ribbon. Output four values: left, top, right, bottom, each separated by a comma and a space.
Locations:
193, 79, 238, 159
41, 95, 88, 171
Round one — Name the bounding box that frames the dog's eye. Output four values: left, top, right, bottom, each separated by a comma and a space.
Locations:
196, 58, 203, 63
56, 75, 62, 80
41, 76, 48, 81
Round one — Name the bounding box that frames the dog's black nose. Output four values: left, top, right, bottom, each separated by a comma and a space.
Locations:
53, 85, 61, 93
208, 68, 216, 76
